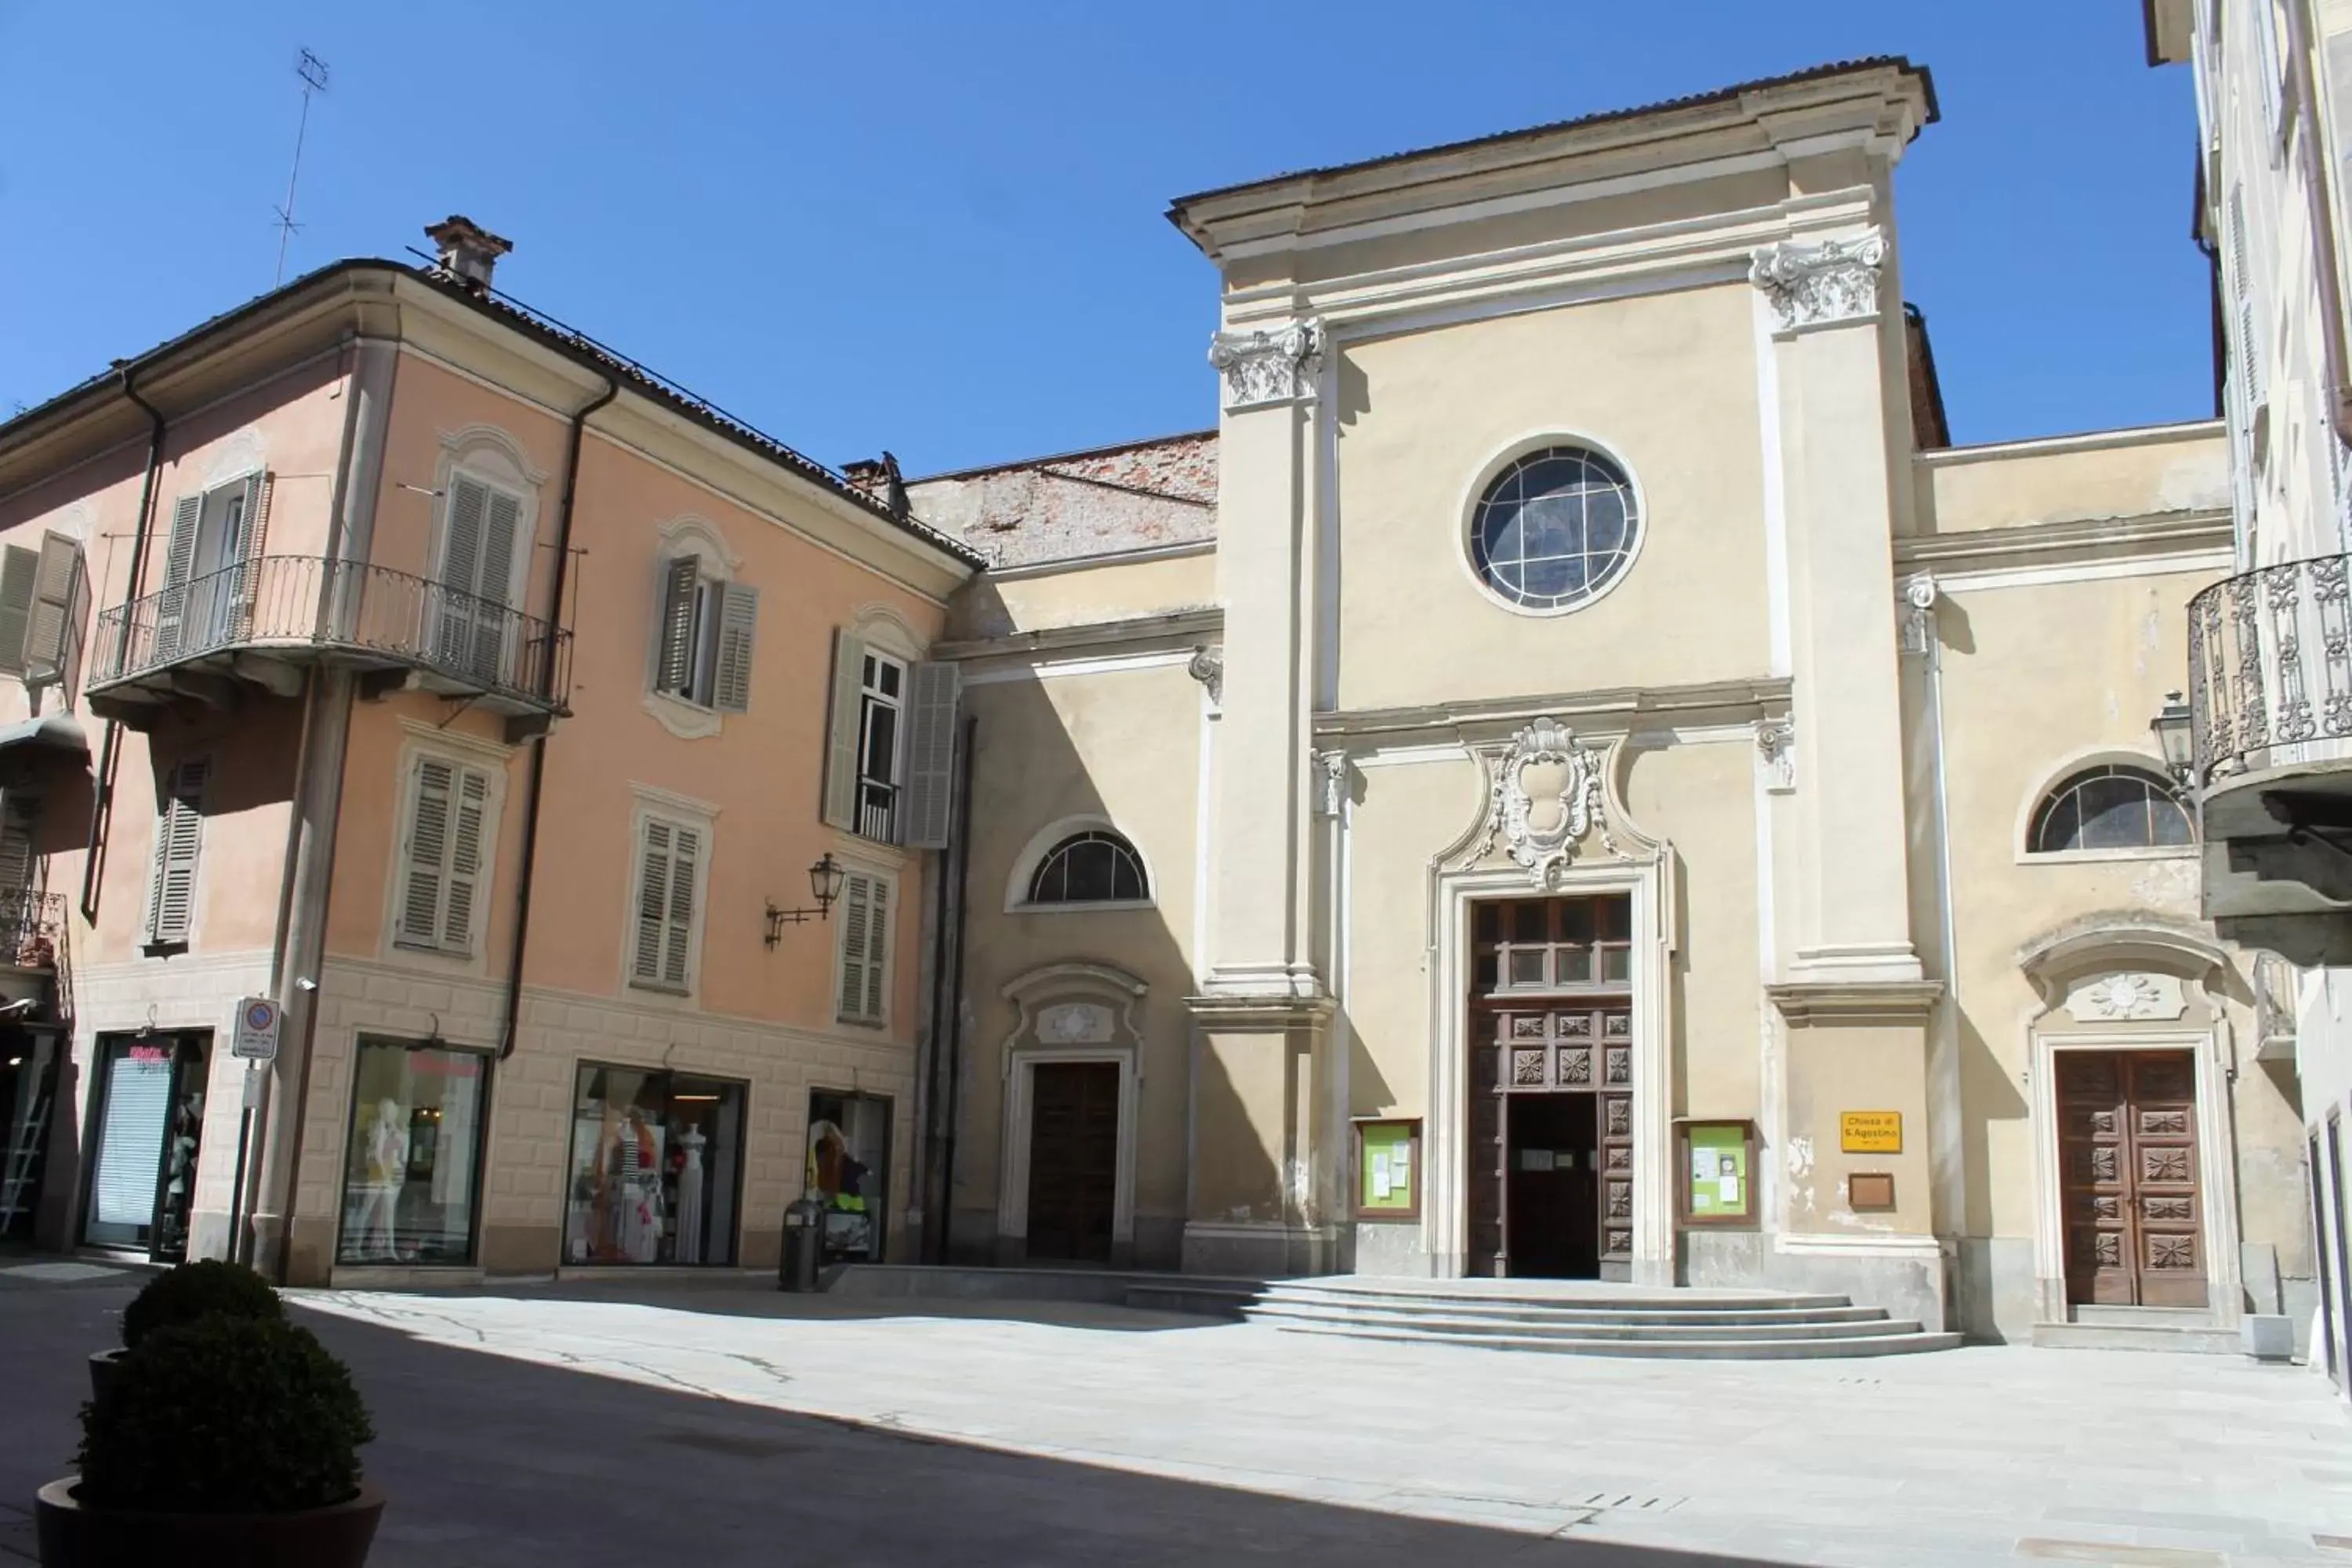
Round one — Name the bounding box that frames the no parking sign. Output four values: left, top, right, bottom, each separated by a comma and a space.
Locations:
232, 996, 281, 1063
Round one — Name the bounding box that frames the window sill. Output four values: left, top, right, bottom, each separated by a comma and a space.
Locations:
140, 941, 189, 960
627, 978, 692, 998
392, 938, 477, 960
643, 690, 722, 741
1008, 899, 1157, 916
2016, 846, 2198, 868
835, 1014, 887, 1029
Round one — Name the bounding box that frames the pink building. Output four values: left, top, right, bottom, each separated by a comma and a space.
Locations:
0, 220, 978, 1283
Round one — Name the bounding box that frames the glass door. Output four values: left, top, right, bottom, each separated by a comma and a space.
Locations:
82, 1033, 209, 1258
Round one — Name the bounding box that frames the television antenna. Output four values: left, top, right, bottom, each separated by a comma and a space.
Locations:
271, 49, 331, 285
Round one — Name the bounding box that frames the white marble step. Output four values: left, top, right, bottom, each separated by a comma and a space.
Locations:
1269, 1319, 1964, 1359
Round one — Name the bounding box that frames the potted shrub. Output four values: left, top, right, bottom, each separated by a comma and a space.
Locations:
91, 1258, 284, 1399
38, 1315, 382, 1567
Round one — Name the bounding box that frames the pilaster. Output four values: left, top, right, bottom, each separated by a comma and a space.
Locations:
1180, 992, 1339, 1276
1751, 227, 1923, 985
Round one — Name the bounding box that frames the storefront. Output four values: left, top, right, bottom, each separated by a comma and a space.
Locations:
81, 1031, 209, 1259
0, 1028, 63, 1242
336, 1036, 492, 1267
564, 1065, 745, 1265
806, 1089, 891, 1264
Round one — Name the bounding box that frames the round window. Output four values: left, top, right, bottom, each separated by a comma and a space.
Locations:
1468, 445, 1641, 612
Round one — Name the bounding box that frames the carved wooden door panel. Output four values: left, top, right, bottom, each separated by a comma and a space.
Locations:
1025, 1062, 1119, 1262
2057, 1049, 2203, 1308
1467, 1035, 1506, 1276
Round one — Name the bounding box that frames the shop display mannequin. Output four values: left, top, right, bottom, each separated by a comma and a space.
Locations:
608, 1105, 664, 1264
673, 1126, 706, 1265
352, 1098, 408, 1262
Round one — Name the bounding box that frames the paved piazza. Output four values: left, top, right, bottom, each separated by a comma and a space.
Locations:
3, 1273, 2349, 1566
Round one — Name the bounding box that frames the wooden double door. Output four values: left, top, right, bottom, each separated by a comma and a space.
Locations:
1466, 896, 1635, 1279
2056, 1049, 2205, 1308
1025, 1061, 1119, 1262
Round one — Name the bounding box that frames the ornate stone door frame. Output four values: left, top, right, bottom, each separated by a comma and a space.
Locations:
1428, 858, 1675, 1284
2020, 924, 2243, 1327
994, 963, 1145, 1264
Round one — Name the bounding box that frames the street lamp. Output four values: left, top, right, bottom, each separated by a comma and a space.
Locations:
2150, 690, 2195, 788
765, 855, 848, 947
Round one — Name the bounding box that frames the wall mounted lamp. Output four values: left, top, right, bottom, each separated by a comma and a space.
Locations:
765, 855, 847, 948
2150, 689, 2196, 789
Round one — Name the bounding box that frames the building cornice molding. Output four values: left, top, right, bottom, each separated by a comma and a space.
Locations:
1765, 978, 1944, 1027
1313, 676, 1792, 746
1895, 509, 2232, 584
930, 607, 1223, 665
1916, 418, 2224, 467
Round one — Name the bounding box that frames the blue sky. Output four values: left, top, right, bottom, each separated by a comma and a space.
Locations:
2, 2, 2205, 475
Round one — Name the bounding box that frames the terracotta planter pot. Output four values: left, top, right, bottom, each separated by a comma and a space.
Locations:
84, 1352, 123, 1403
34, 1477, 384, 1568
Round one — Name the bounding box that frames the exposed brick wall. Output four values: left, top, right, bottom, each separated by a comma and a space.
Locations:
907, 430, 1218, 568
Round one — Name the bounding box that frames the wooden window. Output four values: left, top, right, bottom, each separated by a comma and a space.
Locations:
0, 792, 37, 899
652, 556, 760, 715
1025, 830, 1148, 905
144, 757, 209, 949
434, 471, 524, 683
835, 870, 892, 1025
822, 632, 959, 847
1472, 895, 1632, 996
629, 815, 703, 993
396, 757, 493, 955
2029, 765, 2192, 854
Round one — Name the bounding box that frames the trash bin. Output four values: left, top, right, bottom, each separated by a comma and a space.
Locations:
779, 1196, 825, 1292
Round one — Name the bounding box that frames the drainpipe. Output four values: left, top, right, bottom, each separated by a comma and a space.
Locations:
79, 365, 169, 923
930, 712, 978, 1262
496, 375, 615, 1062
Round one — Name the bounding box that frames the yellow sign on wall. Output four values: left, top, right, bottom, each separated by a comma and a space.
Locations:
1839, 1111, 1902, 1153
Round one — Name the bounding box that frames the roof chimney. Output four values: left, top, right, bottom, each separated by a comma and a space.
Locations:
424, 215, 513, 295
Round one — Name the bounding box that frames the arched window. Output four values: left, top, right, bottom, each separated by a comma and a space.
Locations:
2029, 765, 2192, 854
1026, 831, 1149, 906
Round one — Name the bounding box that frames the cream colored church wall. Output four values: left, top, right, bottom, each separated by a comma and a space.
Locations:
948, 550, 1217, 640
949, 661, 1203, 1264
1332, 282, 1769, 713
1914, 423, 2228, 536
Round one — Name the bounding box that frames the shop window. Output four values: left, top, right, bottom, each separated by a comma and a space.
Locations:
336, 1038, 491, 1267
805, 1090, 891, 1264
82, 1032, 209, 1260
564, 1065, 744, 1265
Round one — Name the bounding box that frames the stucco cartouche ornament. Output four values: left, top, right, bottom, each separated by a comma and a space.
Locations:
1207, 318, 1323, 408
1467, 718, 1615, 887
1748, 227, 1887, 333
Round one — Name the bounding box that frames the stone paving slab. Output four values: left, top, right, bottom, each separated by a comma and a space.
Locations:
279, 1282, 2352, 1566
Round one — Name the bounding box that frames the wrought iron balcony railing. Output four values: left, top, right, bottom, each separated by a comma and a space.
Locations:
88, 555, 571, 715
0, 888, 64, 970
2188, 552, 2352, 785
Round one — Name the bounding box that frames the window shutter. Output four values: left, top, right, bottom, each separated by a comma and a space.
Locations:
862, 876, 890, 1021
23, 534, 85, 684
633, 820, 671, 984
443, 768, 489, 951
712, 583, 759, 713
474, 487, 521, 681
2229, 188, 2265, 408
662, 824, 699, 987
654, 557, 699, 696
151, 494, 201, 662
146, 758, 207, 946
0, 793, 36, 897
60, 554, 89, 706
435, 477, 488, 671
822, 630, 867, 829
0, 546, 38, 675
837, 873, 872, 1018
902, 661, 961, 849
229, 472, 270, 637
398, 760, 455, 946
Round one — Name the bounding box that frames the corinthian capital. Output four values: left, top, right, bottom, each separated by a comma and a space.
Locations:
1208, 318, 1323, 410
1749, 228, 1887, 334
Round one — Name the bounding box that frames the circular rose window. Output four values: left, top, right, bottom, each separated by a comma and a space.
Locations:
1468, 445, 1642, 612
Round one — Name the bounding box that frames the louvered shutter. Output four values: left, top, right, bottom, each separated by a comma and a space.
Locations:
471, 488, 521, 681
654, 557, 699, 696
444, 768, 489, 951
712, 583, 759, 713
23, 534, 85, 684
633, 820, 671, 984
902, 661, 960, 848
435, 476, 488, 670
146, 758, 207, 946
398, 760, 456, 947
151, 495, 201, 662
0, 793, 35, 898
662, 824, 699, 987
837, 873, 872, 1018
2230, 187, 2264, 408
0, 546, 38, 675
59, 556, 89, 706
822, 630, 867, 829
229, 472, 270, 638
861, 876, 890, 1020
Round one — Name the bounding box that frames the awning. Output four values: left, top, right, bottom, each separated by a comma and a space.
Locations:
0, 713, 89, 768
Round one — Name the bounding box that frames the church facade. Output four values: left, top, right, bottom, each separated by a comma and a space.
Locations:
915, 57, 2316, 1345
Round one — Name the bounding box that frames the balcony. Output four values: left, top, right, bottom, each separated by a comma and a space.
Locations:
86, 556, 572, 736
2187, 552, 2352, 960
0, 888, 65, 1012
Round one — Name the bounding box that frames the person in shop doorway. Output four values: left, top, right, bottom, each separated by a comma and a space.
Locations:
806, 1120, 872, 1261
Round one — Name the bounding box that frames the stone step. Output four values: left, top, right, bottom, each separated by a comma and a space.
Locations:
2067, 1305, 2214, 1329
1270, 1319, 1964, 1359
1250, 1290, 1889, 1328
1261, 1281, 1855, 1313
2030, 1320, 2244, 1355
1244, 1304, 1915, 1341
